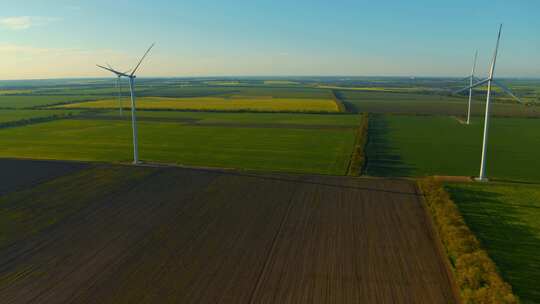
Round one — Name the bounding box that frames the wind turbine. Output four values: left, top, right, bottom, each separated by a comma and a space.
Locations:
97, 43, 155, 165
454, 24, 522, 181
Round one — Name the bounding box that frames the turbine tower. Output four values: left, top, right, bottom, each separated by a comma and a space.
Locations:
116, 74, 122, 116
454, 25, 522, 181
107, 64, 129, 117
97, 43, 155, 165
466, 51, 478, 125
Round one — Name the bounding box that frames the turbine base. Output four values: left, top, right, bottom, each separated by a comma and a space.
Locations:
474, 177, 489, 182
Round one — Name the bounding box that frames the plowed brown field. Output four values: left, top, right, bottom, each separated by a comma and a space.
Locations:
0, 162, 456, 303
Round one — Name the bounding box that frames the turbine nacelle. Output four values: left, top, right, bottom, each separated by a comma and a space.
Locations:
97, 43, 155, 79
453, 25, 521, 104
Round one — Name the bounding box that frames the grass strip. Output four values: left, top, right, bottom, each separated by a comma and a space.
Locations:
347, 113, 369, 176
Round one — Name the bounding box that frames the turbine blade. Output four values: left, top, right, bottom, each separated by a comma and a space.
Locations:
130, 43, 155, 76
96, 64, 129, 77
493, 80, 522, 103
97, 64, 130, 77
488, 24, 503, 79
471, 50, 478, 79
453, 78, 490, 94
97, 64, 116, 73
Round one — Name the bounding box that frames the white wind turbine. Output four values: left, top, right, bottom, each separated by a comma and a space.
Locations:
97, 43, 155, 165
454, 24, 522, 181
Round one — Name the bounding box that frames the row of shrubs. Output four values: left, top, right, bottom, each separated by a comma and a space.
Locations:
30, 98, 107, 109
347, 113, 369, 176
0, 113, 74, 129
418, 178, 519, 304
330, 89, 347, 113
55, 107, 351, 115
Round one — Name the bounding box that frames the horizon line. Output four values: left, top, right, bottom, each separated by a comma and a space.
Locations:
2, 75, 540, 82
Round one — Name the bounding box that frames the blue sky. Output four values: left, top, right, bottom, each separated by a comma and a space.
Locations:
1, 0, 539, 79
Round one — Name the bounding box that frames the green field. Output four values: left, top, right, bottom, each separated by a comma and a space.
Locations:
0, 109, 81, 124
0, 118, 357, 174
56, 96, 339, 113
446, 182, 540, 304
366, 115, 540, 181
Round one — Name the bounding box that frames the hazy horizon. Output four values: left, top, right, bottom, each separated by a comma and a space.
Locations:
2, 75, 540, 83
2, 0, 539, 80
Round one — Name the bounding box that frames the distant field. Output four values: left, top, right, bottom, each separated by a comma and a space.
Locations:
204, 81, 241, 86
446, 182, 540, 304
318, 85, 433, 93
140, 85, 333, 99
0, 109, 80, 124
366, 115, 540, 181
0, 95, 101, 109
0, 119, 357, 174
339, 90, 540, 117
56, 96, 340, 113
0, 90, 32, 95
264, 80, 300, 85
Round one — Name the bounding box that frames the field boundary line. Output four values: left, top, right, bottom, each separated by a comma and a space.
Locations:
52, 106, 346, 115
0, 112, 82, 130
414, 181, 462, 304
75, 115, 358, 130
247, 183, 299, 304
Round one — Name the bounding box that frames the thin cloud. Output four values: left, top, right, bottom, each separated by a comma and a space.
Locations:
0, 44, 135, 79
0, 16, 59, 30
66, 5, 82, 11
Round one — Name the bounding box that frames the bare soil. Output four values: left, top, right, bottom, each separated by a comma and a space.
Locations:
0, 158, 88, 195
0, 163, 456, 303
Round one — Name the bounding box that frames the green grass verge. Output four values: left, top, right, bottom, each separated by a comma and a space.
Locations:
347, 113, 369, 176
446, 182, 540, 304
